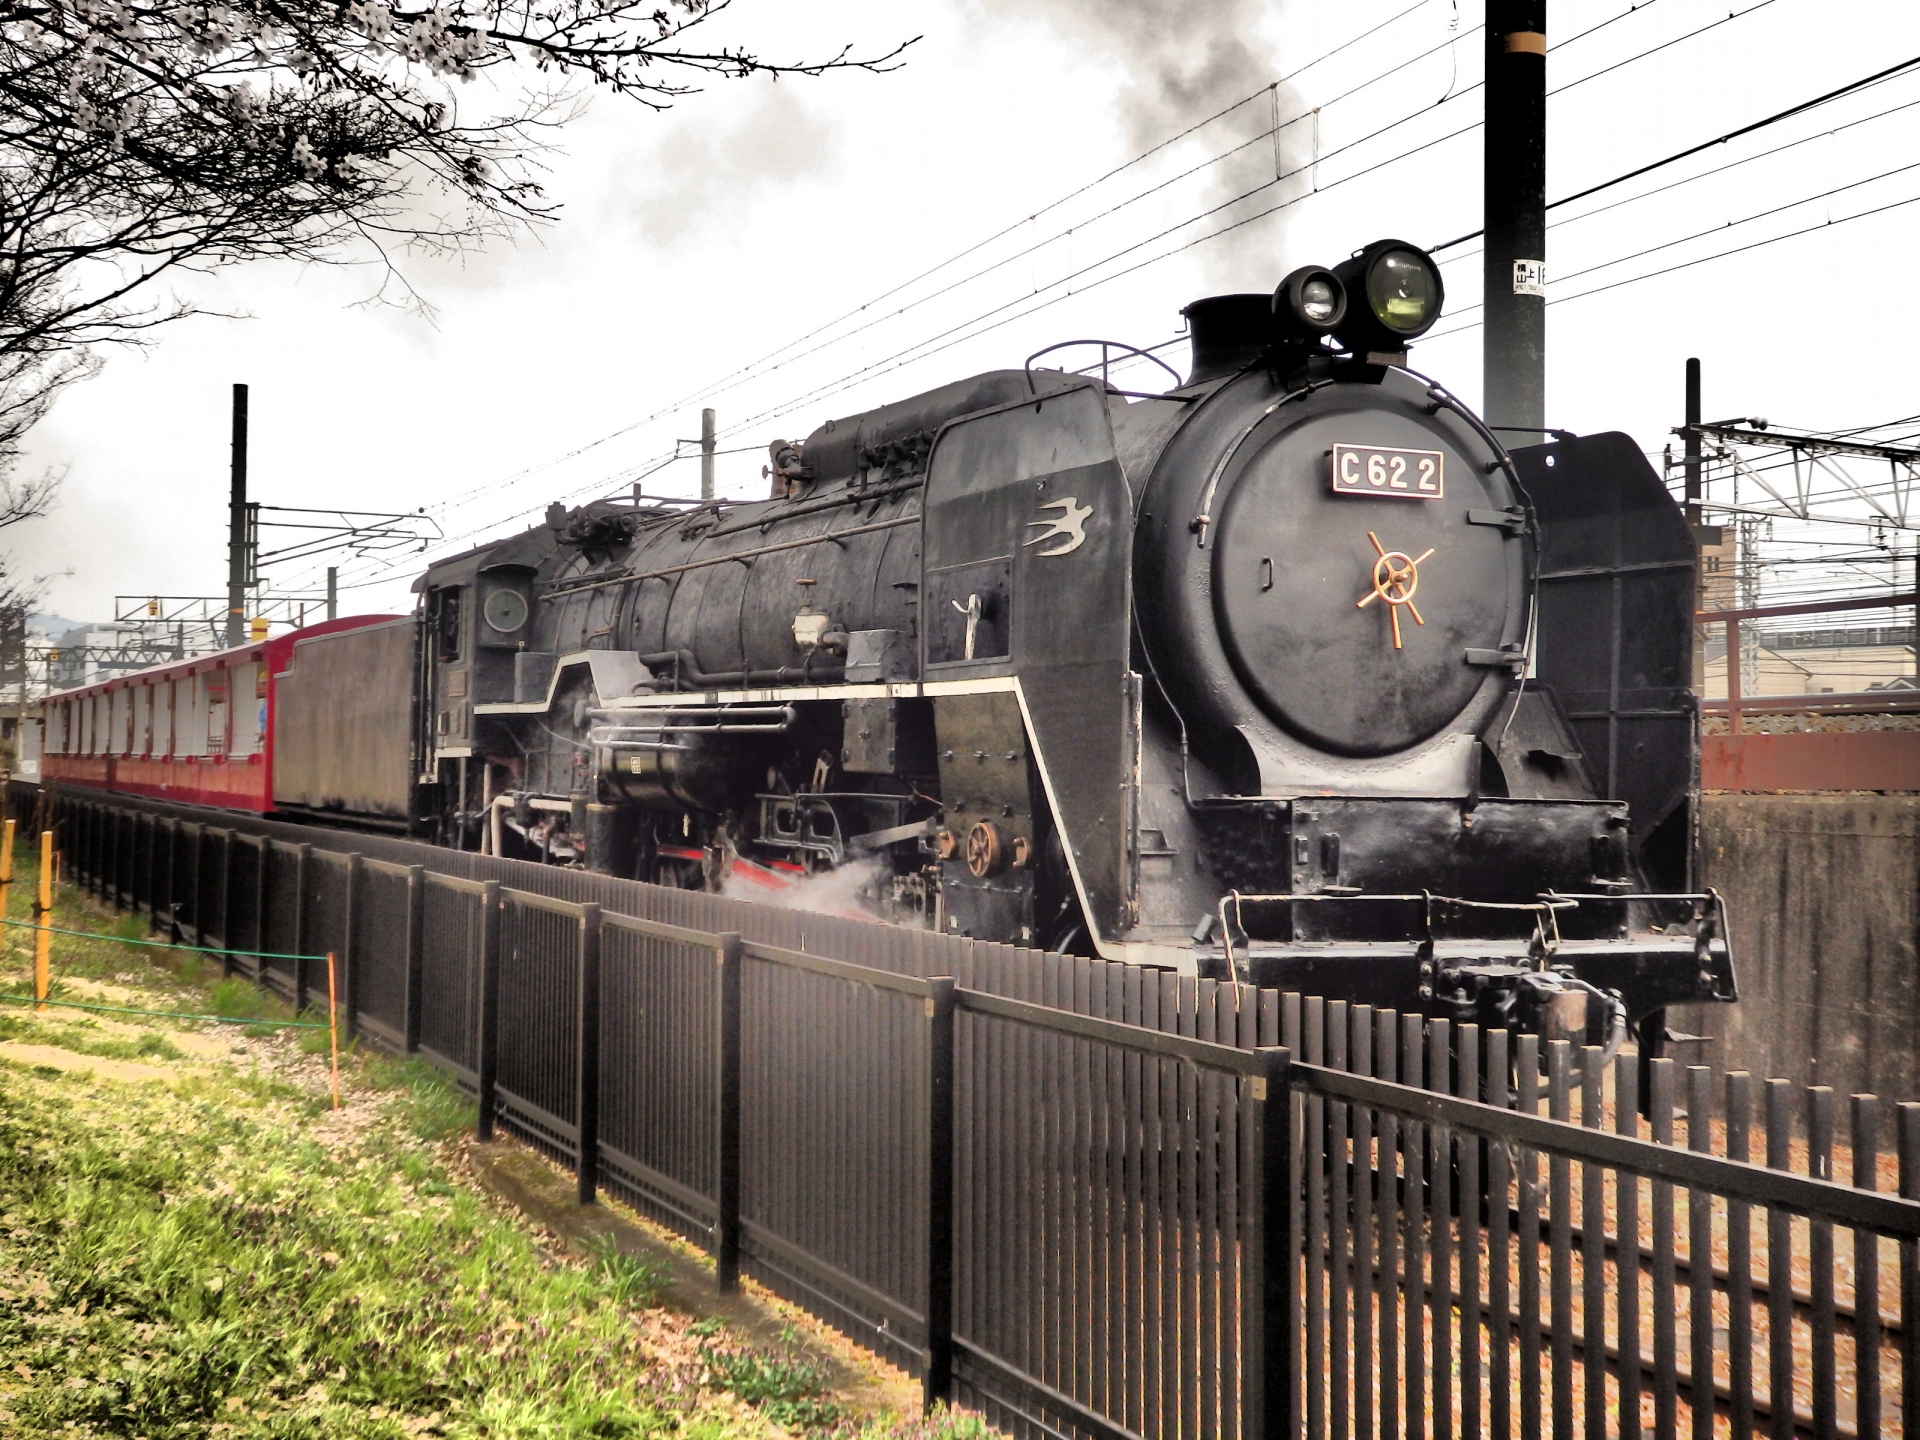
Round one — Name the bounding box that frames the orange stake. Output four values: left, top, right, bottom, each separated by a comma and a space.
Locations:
325, 950, 341, 1110
34, 830, 52, 1012
0, 817, 15, 941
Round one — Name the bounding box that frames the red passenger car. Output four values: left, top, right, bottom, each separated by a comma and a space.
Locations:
40, 616, 401, 816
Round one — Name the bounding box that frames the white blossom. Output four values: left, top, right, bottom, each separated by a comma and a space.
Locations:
290, 131, 325, 177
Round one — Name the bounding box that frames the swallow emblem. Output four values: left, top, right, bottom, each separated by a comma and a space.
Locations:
1024, 497, 1093, 557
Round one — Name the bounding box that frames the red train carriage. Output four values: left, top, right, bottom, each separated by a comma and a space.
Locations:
40, 616, 407, 820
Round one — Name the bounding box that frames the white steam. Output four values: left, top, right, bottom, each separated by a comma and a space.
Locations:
981, 0, 1310, 291
720, 856, 892, 922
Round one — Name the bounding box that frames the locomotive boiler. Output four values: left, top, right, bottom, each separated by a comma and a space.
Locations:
411, 237, 1734, 1049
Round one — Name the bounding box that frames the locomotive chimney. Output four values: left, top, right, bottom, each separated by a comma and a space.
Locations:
1181, 295, 1275, 385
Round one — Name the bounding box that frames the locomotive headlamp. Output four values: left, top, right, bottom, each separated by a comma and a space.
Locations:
1332, 239, 1445, 352
1273, 265, 1347, 335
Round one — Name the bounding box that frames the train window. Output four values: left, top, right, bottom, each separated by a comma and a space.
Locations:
227, 664, 264, 757
134, 686, 150, 756
926, 560, 1012, 664
435, 588, 464, 662
206, 674, 227, 756
178, 677, 206, 756
482, 586, 528, 635
153, 681, 171, 757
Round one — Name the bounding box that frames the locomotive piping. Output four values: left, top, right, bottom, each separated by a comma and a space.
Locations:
701, 477, 924, 540
1188, 380, 1332, 549
540, 514, 919, 600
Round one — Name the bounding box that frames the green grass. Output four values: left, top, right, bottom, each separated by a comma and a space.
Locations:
828, 1410, 998, 1440
0, 837, 995, 1440
699, 1337, 843, 1432
587, 1235, 671, 1311
0, 1056, 760, 1438
207, 975, 294, 1037
361, 1053, 477, 1145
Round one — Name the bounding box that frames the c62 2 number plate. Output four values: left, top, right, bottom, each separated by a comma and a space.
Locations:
1331, 443, 1444, 500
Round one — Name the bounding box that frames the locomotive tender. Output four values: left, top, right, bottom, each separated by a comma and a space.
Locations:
42, 238, 1734, 1047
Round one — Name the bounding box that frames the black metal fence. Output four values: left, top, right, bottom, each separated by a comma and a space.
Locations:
20, 781, 1920, 1440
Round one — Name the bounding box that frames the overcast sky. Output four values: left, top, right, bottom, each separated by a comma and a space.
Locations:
16, 0, 1920, 628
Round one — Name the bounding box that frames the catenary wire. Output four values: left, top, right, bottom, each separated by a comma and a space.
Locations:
403, 0, 1448, 524
1420, 185, 1920, 345
332, 0, 1809, 584
1430, 50, 1920, 253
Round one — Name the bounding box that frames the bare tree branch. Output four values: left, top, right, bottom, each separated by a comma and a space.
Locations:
0, 0, 915, 517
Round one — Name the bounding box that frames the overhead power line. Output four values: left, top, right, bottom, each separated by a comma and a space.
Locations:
1430, 50, 1920, 252
1437, 83, 1920, 265
407, 0, 1450, 524
1422, 186, 1920, 344
333, 0, 1799, 586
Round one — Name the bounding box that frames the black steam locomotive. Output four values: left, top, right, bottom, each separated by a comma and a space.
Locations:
406, 238, 1733, 1046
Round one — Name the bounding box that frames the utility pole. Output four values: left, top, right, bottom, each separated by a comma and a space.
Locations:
1683, 357, 1702, 528
1482, 0, 1547, 433
700, 407, 717, 502
1684, 357, 1708, 690
326, 567, 338, 622
225, 384, 249, 649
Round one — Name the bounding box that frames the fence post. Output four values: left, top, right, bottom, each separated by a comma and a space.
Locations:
475, 880, 503, 1143
140, 815, 155, 923
341, 854, 363, 1042
219, 831, 236, 973
158, 817, 171, 933
148, 817, 161, 935
1243, 1046, 1296, 1440
187, 823, 202, 945
292, 843, 312, 1010
1900, 1102, 1920, 1423
576, 903, 602, 1206
403, 865, 425, 1053
253, 837, 270, 963
714, 931, 743, 1291
923, 975, 957, 1411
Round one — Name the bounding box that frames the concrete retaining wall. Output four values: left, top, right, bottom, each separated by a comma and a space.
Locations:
1677, 794, 1920, 1098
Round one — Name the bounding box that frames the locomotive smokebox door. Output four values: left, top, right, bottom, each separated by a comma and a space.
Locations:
923, 380, 1134, 944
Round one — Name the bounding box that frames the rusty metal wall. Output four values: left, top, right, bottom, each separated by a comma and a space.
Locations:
271, 619, 414, 819
1677, 793, 1920, 1097
1702, 729, 1920, 791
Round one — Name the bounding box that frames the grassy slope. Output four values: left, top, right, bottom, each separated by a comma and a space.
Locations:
0, 839, 988, 1440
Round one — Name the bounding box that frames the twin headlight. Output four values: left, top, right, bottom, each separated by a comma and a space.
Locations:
1273, 239, 1444, 352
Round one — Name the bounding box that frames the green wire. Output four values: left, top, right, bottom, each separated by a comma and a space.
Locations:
0, 992, 331, 1029
0, 917, 323, 963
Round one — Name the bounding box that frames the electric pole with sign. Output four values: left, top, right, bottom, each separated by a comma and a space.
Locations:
1483, 0, 1547, 434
